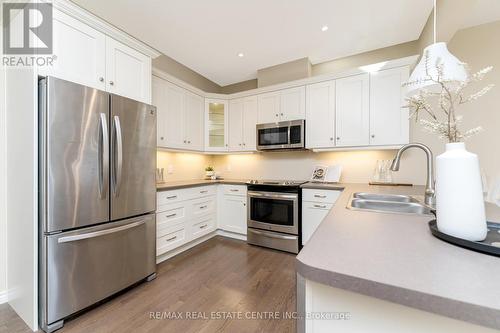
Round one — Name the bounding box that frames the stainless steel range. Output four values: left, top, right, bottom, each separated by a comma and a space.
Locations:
246, 180, 307, 253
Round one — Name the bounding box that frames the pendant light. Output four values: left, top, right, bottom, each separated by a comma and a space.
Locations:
406, 0, 467, 96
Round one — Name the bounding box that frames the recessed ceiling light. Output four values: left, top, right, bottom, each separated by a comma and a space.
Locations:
237, 52, 244, 57
321, 25, 329, 32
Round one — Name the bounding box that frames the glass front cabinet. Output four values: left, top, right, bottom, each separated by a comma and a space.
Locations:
205, 99, 228, 151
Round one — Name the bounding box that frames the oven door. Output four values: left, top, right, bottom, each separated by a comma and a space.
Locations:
247, 191, 299, 234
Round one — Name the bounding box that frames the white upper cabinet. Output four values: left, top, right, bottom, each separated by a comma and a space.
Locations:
42, 9, 153, 103
153, 76, 205, 151
228, 99, 244, 151
306, 81, 336, 149
184, 92, 205, 150
205, 99, 229, 151
105, 38, 152, 104
369, 67, 409, 146
258, 91, 280, 124
257, 87, 305, 124
335, 73, 370, 147
242, 96, 258, 151
42, 10, 106, 90
280, 86, 306, 121
228, 96, 258, 151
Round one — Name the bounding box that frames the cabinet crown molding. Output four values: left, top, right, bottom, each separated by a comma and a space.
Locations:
48, 0, 161, 58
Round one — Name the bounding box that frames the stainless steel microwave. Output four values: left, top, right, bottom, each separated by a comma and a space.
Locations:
256, 119, 305, 151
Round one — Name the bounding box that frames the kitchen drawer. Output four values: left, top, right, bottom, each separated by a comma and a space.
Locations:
189, 185, 216, 198
222, 184, 247, 196
302, 189, 342, 204
157, 225, 186, 255
157, 189, 188, 206
191, 196, 216, 218
190, 214, 215, 239
156, 203, 186, 229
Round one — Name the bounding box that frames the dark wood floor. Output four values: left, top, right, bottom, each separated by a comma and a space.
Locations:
0, 236, 296, 333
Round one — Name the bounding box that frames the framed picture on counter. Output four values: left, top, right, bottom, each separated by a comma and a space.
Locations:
311, 165, 327, 182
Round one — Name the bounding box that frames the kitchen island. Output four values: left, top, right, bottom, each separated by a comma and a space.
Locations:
296, 183, 500, 333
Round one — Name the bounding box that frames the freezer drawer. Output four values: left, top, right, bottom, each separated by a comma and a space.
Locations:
40, 214, 156, 329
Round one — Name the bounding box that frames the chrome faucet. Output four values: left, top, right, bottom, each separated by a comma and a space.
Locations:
390, 143, 435, 206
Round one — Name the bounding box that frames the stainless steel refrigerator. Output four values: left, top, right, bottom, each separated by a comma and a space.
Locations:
38, 77, 157, 333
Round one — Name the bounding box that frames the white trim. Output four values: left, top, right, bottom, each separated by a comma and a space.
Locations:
155, 229, 247, 264
311, 145, 403, 152
46, 0, 161, 58
0, 290, 7, 304
153, 55, 419, 100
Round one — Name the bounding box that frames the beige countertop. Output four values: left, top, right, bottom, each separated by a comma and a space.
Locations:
156, 179, 249, 191
296, 183, 500, 330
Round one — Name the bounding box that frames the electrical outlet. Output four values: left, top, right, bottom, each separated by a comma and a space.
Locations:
167, 165, 174, 174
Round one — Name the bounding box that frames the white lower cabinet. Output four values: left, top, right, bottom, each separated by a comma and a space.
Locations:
302, 189, 342, 245
156, 185, 217, 256
218, 185, 248, 235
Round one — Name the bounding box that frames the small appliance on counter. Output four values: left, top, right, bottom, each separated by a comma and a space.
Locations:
246, 180, 307, 253
310, 165, 342, 183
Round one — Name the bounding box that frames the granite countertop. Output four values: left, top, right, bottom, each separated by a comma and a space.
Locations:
156, 179, 249, 191
296, 183, 500, 330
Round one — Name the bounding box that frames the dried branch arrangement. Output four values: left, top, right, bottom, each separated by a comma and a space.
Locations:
404, 52, 494, 142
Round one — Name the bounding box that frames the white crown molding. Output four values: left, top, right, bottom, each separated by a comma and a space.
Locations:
153, 55, 419, 100
47, 0, 161, 58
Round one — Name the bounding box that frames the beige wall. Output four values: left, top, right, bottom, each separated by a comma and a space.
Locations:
157, 151, 214, 181
312, 41, 419, 76
220, 79, 258, 94
153, 55, 222, 93
257, 57, 312, 87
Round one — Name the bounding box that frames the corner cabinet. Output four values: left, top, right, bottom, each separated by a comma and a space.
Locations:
228, 96, 258, 151
218, 185, 247, 235
257, 86, 305, 124
40, 9, 152, 104
205, 99, 229, 151
153, 75, 204, 150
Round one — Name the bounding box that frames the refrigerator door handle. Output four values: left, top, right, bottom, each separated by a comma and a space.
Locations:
98, 113, 109, 199
112, 115, 123, 197
57, 220, 145, 243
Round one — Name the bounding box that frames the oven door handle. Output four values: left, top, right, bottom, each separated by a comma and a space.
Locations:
247, 191, 298, 200
249, 229, 297, 240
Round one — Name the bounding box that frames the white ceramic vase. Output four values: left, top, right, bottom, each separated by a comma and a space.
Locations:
436, 142, 487, 241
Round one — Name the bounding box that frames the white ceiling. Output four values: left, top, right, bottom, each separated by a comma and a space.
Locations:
72, 0, 434, 86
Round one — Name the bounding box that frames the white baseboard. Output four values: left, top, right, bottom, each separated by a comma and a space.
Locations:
216, 229, 247, 241
155, 229, 247, 264
0, 290, 8, 304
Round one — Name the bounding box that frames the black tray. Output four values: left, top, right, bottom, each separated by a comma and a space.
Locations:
429, 220, 500, 257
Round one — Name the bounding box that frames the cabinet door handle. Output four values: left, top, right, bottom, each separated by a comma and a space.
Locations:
337, 137, 340, 140
160, 136, 164, 140
188, 140, 191, 144
230, 189, 239, 192
166, 235, 177, 242
371, 134, 375, 138
280, 113, 283, 116
243, 143, 246, 146
109, 81, 114, 86
275, 113, 278, 117
99, 77, 104, 82
166, 213, 177, 218
330, 137, 334, 141
313, 204, 327, 208
200, 190, 208, 193
199, 205, 208, 209
199, 224, 208, 229
166, 195, 177, 199
314, 194, 327, 198
183, 140, 187, 143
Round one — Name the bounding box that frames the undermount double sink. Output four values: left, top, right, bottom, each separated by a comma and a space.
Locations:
347, 192, 434, 216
